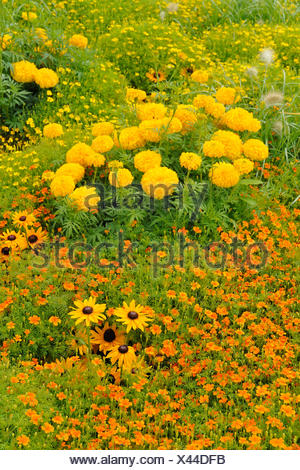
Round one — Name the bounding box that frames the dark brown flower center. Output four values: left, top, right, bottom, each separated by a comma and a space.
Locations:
118, 345, 128, 354
131, 368, 137, 374
7, 235, 16, 241
82, 306, 93, 315
28, 234, 38, 244
19, 216, 26, 221
1, 247, 10, 255
186, 67, 193, 74
128, 310, 138, 320
103, 328, 116, 343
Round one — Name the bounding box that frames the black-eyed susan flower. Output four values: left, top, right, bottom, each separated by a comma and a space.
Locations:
114, 300, 152, 332
0, 230, 27, 250
91, 323, 125, 353
68, 296, 106, 326
26, 227, 47, 248
12, 211, 36, 229
107, 344, 136, 370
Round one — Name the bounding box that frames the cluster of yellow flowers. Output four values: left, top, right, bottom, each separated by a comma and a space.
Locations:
45, 83, 268, 203
11, 60, 59, 88
69, 34, 88, 49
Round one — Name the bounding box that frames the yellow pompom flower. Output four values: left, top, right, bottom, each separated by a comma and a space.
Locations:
91, 135, 114, 153
222, 108, 261, 132
139, 119, 162, 143
69, 186, 100, 211
211, 130, 243, 160
216, 87, 240, 105
134, 150, 161, 173
126, 88, 146, 102
141, 167, 179, 199
1, 34, 12, 50
109, 169, 133, 188
233, 158, 254, 175
137, 102, 167, 121
11, 60, 37, 83
243, 139, 269, 161
69, 34, 88, 49
203, 140, 225, 158
174, 105, 198, 134
119, 127, 145, 150
85, 153, 106, 168
55, 163, 85, 184
91, 122, 114, 137
50, 175, 75, 197
209, 162, 240, 188
193, 94, 215, 110
43, 123, 63, 138
161, 117, 182, 134
66, 143, 96, 167
205, 101, 226, 119
191, 70, 209, 83
34, 68, 59, 88
180, 152, 202, 171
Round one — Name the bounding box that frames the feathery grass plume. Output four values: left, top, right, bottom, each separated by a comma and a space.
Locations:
259, 48, 275, 65
262, 91, 284, 107
246, 67, 258, 78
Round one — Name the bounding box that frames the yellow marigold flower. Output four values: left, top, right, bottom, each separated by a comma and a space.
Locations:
209, 162, 240, 188
66, 142, 95, 167
205, 101, 226, 119
222, 107, 261, 132
141, 167, 179, 199
126, 88, 146, 102
43, 123, 63, 138
85, 153, 106, 167
109, 169, 133, 188
180, 152, 202, 171
134, 150, 161, 173
203, 140, 225, 158
211, 130, 243, 160
69, 34, 88, 49
119, 126, 145, 150
191, 70, 209, 83
233, 158, 254, 175
11, 60, 37, 83
216, 87, 240, 105
21, 11, 37, 21
137, 102, 167, 121
50, 175, 75, 197
174, 105, 198, 134
108, 160, 124, 169
1, 34, 12, 50
91, 135, 114, 153
69, 186, 100, 211
243, 139, 269, 161
42, 170, 55, 181
161, 117, 182, 134
55, 163, 85, 184
139, 119, 162, 143
193, 94, 215, 110
91, 121, 114, 137
34, 68, 59, 88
